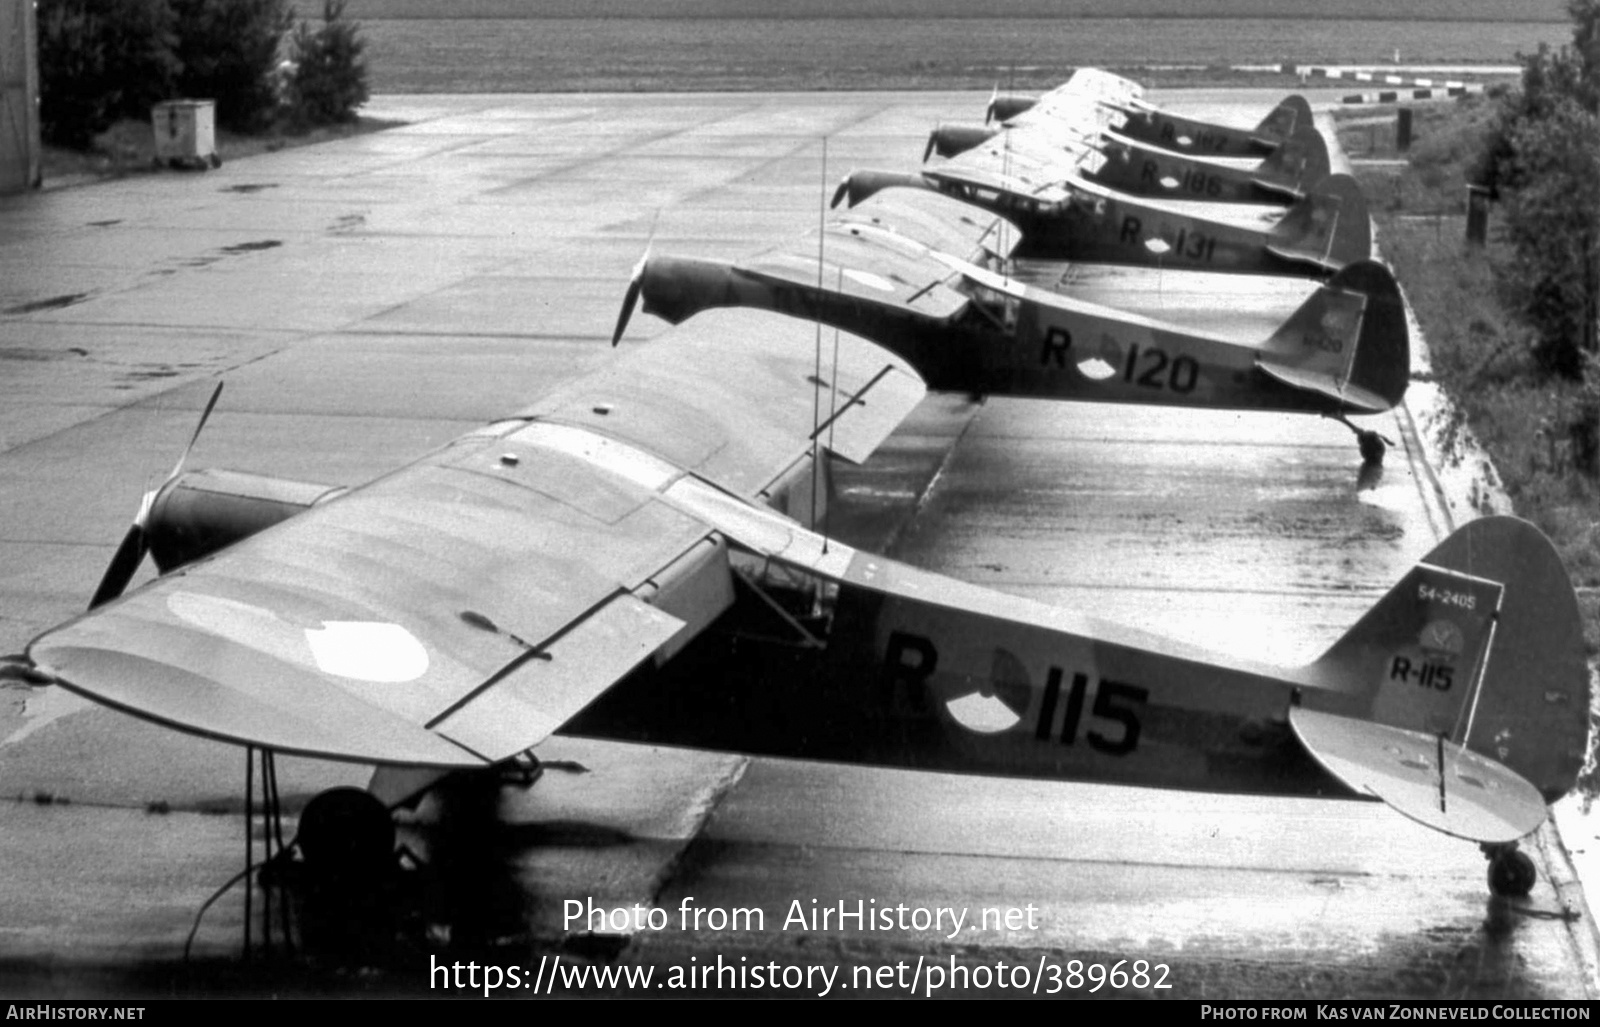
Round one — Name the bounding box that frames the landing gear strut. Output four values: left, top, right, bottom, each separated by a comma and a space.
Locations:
1483, 842, 1537, 898
1330, 414, 1393, 465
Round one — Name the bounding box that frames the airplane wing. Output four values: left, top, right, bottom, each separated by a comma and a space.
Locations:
1006, 68, 1142, 135
667, 188, 1019, 324
27, 309, 926, 767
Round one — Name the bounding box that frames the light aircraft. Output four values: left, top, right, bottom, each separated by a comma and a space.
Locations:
939, 67, 1314, 160
888, 70, 1363, 277
922, 123, 1332, 206
611, 188, 1406, 463
4, 305, 1588, 901
836, 127, 1369, 278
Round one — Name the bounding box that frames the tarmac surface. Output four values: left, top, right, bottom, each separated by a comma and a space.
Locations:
0, 89, 1595, 999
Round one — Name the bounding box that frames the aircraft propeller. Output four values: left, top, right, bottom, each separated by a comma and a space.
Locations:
611, 249, 650, 347
985, 82, 1000, 125
830, 173, 855, 210
87, 381, 224, 609
922, 124, 940, 163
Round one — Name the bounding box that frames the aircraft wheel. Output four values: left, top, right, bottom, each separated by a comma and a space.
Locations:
1357, 430, 1386, 465
1487, 848, 1537, 898
298, 786, 394, 880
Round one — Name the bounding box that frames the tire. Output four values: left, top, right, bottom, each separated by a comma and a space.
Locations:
1487, 849, 1536, 897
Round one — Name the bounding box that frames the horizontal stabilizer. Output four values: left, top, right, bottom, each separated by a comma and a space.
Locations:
1289, 707, 1547, 843
1252, 125, 1331, 198
1265, 173, 1371, 272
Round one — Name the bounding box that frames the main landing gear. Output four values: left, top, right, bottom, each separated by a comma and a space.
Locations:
1483, 842, 1538, 898
297, 786, 395, 885
208, 751, 552, 963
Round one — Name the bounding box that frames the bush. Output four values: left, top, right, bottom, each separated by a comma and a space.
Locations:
167, 0, 295, 133
37, 0, 179, 148
285, 0, 370, 127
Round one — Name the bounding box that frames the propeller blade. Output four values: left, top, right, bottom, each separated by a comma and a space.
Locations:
923, 129, 938, 163
164, 381, 224, 483
986, 81, 1000, 124
611, 254, 648, 347
85, 381, 225, 610
88, 523, 148, 610
830, 174, 853, 210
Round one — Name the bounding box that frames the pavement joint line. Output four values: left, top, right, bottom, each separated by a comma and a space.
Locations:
478, 106, 773, 199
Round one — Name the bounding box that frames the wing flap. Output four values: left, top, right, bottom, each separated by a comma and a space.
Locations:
1289, 707, 1547, 843
432, 593, 686, 761
815, 365, 926, 464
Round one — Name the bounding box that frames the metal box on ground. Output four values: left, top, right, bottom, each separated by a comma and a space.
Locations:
151, 100, 221, 170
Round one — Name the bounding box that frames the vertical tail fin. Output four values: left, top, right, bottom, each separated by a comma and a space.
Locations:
1256, 259, 1409, 413
1266, 173, 1372, 272
1308, 516, 1590, 804
1253, 94, 1312, 145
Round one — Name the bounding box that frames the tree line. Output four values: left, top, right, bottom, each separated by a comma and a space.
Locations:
1477, 0, 1600, 472
37, 0, 369, 148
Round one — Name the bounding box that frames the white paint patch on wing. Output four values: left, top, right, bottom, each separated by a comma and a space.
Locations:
842, 267, 896, 292
305, 622, 430, 683
168, 591, 429, 684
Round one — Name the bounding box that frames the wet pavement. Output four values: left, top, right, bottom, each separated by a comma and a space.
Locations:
0, 90, 1594, 999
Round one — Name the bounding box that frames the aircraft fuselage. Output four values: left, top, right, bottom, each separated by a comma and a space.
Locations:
1087, 138, 1296, 204
733, 280, 1344, 417
569, 570, 1349, 799
935, 182, 1318, 277
1113, 108, 1277, 157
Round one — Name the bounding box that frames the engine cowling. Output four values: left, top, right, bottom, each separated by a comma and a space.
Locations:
145, 468, 347, 572
925, 123, 1000, 161
987, 94, 1038, 123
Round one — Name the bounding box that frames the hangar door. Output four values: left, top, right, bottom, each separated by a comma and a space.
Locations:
0, 0, 40, 194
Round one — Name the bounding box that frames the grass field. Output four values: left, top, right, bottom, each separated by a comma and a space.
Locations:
356, 16, 1563, 93
347, 0, 1570, 22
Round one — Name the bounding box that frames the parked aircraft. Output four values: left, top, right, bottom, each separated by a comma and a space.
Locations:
834, 157, 1369, 278
922, 123, 1331, 205
611, 188, 1404, 463
944, 68, 1313, 159
7, 307, 1586, 900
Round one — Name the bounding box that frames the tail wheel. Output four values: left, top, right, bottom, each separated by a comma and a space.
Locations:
1487, 848, 1537, 898
1357, 430, 1386, 465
